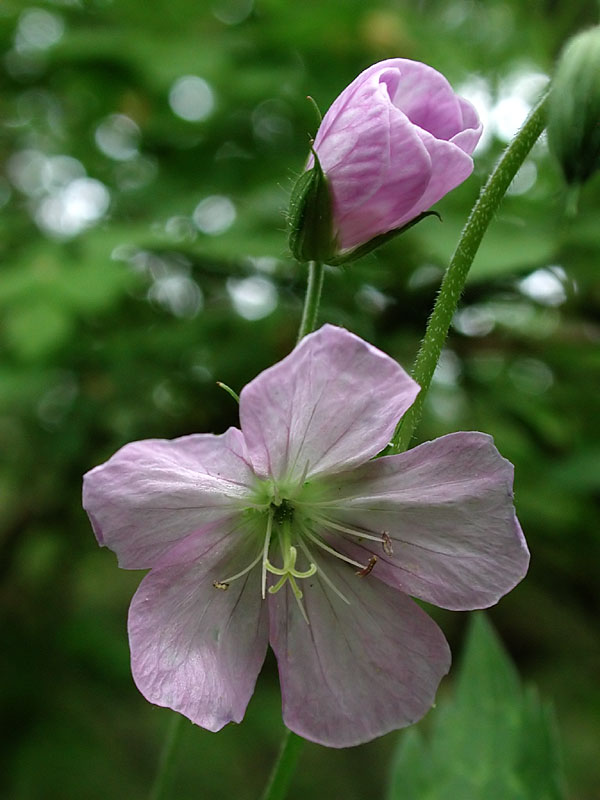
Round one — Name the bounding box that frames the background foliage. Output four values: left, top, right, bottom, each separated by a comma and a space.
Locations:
1, 0, 599, 798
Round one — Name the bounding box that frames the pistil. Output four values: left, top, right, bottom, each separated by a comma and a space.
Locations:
214, 489, 383, 623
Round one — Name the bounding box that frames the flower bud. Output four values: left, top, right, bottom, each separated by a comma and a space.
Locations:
289, 58, 482, 265
547, 26, 600, 185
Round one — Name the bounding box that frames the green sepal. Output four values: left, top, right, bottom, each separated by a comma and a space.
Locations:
327, 211, 441, 266
288, 149, 336, 263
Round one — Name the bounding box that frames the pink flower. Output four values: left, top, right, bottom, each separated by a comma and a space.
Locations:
308, 58, 482, 257
83, 325, 528, 748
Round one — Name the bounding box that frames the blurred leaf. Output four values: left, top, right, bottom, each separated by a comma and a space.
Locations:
387, 614, 567, 800
413, 214, 558, 282
4, 300, 73, 360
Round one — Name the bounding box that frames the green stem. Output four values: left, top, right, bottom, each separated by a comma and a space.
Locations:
260, 729, 305, 800
391, 93, 548, 452
148, 713, 185, 800
297, 260, 325, 342
262, 259, 322, 800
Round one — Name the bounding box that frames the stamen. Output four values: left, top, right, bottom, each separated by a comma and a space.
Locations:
214, 549, 263, 589
298, 459, 311, 487
261, 509, 273, 599
289, 581, 310, 624
302, 528, 367, 570
356, 555, 377, 577
309, 513, 387, 546
216, 381, 240, 404
297, 539, 351, 605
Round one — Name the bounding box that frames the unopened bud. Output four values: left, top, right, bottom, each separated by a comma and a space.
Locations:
288, 59, 481, 265
548, 26, 600, 185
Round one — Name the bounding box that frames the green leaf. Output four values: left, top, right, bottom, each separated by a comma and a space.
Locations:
387, 614, 567, 800
388, 730, 431, 800
517, 688, 566, 800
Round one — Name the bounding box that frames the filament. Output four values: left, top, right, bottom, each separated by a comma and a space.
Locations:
261, 509, 274, 599
214, 549, 263, 589
310, 512, 386, 545
296, 539, 350, 605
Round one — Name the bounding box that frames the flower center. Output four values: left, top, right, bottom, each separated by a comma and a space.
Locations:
213, 485, 389, 623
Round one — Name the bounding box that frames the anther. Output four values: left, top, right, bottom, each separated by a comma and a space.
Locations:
213, 581, 229, 590
356, 555, 377, 577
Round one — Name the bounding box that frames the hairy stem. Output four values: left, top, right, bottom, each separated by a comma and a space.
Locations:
392, 94, 548, 452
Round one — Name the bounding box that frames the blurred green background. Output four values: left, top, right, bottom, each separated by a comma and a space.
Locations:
1, 0, 599, 798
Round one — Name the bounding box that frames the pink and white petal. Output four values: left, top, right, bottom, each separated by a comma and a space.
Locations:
318, 432, 529, 610
451, 97, 483, 153
388, 59, 464, 140
239, 325, 419, 484
333, 101, 431, 251
311, 59, 405, 146
315, 75, 429, 234
413, 128, 475, 212
268, 558, 450, 747
310, 64, 373, 148
313, 82, 391, 199
129, 526, 269, 731
83, 427, 256, 569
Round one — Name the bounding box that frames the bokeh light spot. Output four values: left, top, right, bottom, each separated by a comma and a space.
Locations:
227, 276, 277, 320
169, 76, 215, 122
193, 195, 236, 235
95, 114, 140, 161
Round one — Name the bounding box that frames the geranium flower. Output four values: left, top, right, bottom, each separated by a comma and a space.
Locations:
83, 325, 528, 748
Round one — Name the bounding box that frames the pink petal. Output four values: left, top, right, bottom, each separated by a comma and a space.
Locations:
412, 127, 476, 213
129, 524, 269, 730
239, 325, 419, 483
318, 432, 529, 610
387, 59, 464, 140
314, 73, 432, 250
83, 427, 256, 569
332, 104, 432, 250
268, 557, 450, 747
451, 97, 483, 153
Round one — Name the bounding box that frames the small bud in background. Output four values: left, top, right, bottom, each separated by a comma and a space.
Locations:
547, 26, 600, 186
289, 58, 482, 265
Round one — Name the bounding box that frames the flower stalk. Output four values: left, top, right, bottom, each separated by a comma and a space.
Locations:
259, 253, 323, 800
391, 93, 548, 453
148, 713, 185, 800
260, 729, 305, 800
297, 260, 325, 342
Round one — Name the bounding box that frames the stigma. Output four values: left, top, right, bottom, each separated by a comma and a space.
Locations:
213, 491, 387, 623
